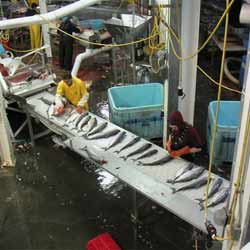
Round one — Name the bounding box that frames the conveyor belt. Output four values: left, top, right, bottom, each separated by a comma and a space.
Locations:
26, 90, 229, 236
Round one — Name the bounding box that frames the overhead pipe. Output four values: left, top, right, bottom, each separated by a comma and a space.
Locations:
0, 0, 100, 30
71, 47, 112, 77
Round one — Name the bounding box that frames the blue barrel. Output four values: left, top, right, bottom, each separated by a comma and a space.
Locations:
108, 83, 163, 139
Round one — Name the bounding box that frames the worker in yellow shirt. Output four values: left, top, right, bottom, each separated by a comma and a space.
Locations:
25, 3, 41, 49
54, 71, 89, 115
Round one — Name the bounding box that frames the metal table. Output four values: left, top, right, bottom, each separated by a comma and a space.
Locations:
26, 91, 229, 236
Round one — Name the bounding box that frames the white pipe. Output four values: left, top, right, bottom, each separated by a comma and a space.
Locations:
240, 3, 250, 24
39, 0, 52, 57
163, 79, 169, 149
178, 0, 201, 124
71, 47, 112, 77
0, 0, 99, 30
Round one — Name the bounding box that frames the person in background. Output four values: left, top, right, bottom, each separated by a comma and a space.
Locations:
25, 3, 41, 49
166, 111, 202, 161
54, 71, 89, 115
58, 16, 83, 70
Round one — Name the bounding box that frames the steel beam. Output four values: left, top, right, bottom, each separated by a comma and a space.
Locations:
178, 0, 200, 124
222, 31, 250, 250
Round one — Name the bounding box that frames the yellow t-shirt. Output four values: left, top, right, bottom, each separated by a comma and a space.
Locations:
56, 77, 89, 110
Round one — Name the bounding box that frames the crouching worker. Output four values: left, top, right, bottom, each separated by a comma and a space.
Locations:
166, 111, 202, 161
54, 71, 89, 115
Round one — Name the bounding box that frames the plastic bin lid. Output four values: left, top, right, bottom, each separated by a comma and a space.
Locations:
209, 101, 241, 127
108, 83, 163, 110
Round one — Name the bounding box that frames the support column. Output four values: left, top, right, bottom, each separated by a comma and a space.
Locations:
0, 75, 15, 167
39, 0, 52, 57
178, 0, 200, 124
222, 32, 250, 250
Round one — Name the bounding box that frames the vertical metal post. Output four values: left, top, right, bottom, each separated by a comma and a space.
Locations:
162, 0, 170, 147
163, 79, 169, 148
131, 3, 137, 83
168, 0, 180, 117
0, 76, 15, 167
39, 0, 52, 57
132, 189, 138, 250
222, 31, 250, 250
25, 110, 35, 147
178, 0, 200, 124
111, 38, 118, 83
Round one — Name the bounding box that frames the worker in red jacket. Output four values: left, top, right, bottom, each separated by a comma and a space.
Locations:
166, 111, 202, 161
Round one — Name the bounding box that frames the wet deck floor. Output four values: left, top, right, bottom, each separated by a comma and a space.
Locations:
0, 47, 241, 249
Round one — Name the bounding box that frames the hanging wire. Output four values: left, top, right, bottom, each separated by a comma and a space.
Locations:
168, 0, 235, 61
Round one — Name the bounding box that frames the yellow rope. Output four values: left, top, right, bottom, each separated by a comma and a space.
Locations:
169, 0, 235, 61
176, 0, 182, 86
2, 0, 234, 54
114, 0, 125, 14
197, 65, 243, 95
171, 0, 245, 243
195, 239, 198, 250
27, 52, 38, 64
40, 15, 160, 48
148, 5, 165, 73
204, 0, 230, 223
4, 44, 36, 53
227, 111, 250, 248
212, 235, 231, 241
166, 16, 243, 96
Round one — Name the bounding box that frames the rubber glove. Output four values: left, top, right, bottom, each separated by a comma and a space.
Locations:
76, 106, 85, 114
166, 139, 172, 153
55, 106, 65, 115
170, 146, 190, 158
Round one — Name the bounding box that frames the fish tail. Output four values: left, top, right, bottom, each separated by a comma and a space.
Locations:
120, 156, 127, 161
80, 146, 87, 151
82, 134, 89, 139
101, 160, 107, 165
195, 198, 203, 204
199, 204, 205, 211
